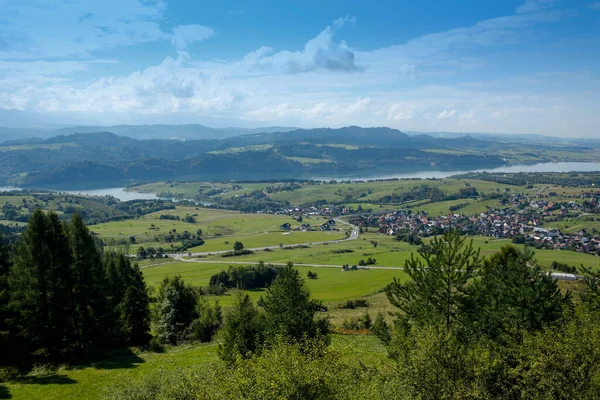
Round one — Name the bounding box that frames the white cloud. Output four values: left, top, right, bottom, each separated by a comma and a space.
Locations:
171, 25, 215, 50
0, 0, 168, 59
436, 109, 457, 119
240, 17, 364, 74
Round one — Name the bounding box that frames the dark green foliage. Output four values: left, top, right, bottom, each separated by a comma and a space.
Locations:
259, 263, 328, 343
155, 276, 198, 345
371, 312, 391, 344
551, 260, 577, 273
191, 300, 222, 343
233, 241, 244, 251
218, 292, 264, 364
67, 213, 110, 353
103, 253, 151, 347
338, 299, 369, 309
208, 262, 281, 291
306, 270, 318, 279
0, 233, 13, 365
462, 245, 571, 340
8, 210, 75, 361
385, 229, 481, 332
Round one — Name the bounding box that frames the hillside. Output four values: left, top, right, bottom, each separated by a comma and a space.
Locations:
0, 126, 596, 188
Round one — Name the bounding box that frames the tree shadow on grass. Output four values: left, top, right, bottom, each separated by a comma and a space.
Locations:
0, 384, 12, 399
89, 347, 146, 370
15, 375, 76, 385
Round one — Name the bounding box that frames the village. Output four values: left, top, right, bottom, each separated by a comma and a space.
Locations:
276, 190, 600, 257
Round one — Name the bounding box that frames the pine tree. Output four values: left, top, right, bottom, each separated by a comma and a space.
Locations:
9, 210, 76, 360
385, 229, 481, 332
260, 262, 325, 342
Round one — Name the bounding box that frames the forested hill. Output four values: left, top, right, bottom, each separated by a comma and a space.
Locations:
0, 125, 593, 188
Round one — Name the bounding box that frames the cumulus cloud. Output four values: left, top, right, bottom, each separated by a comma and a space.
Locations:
241, 16, 364, 74
171, 25, 215, 50
436, 109, 457, 119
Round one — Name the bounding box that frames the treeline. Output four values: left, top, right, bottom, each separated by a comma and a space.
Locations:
208, 262, 282, 291
454, 171, 600, 187
0, 211, 151, 367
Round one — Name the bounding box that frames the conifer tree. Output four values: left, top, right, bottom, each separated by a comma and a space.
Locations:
155, 275, 197, 345
219, 291, 264, 364
385, 229, 481, 332
260, 262, 325, 342
9, 210, 76, 360
68, 213, 108, 352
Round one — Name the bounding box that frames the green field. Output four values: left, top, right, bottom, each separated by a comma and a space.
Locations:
89, 206, 344, 251
142, 261, 407, 305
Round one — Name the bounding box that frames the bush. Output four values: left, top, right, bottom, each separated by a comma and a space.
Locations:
338, 299, 370, 309
147, 337, 165, 353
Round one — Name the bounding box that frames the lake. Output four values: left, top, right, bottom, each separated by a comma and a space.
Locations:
312, 162, 600, 181
2, 162, 599, 201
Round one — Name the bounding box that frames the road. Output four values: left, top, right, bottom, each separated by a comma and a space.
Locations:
169, 217, 360, 261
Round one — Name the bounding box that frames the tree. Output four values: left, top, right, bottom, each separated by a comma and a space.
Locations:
233, 241, 244, 252
68, 213, 109, 353
218, 291, 264, 364
307, 271, 318, 279
8, 210, 76, 360
385, 229, 481, 332
462, 245, 571, 339
0, 233, 14, 364
155, 276, 198, 345
260, 262, 326, 342
191, 299, 222, 342
103, 253, 151, 346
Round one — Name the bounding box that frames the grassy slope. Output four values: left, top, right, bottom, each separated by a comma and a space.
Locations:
2, 335, 386, 400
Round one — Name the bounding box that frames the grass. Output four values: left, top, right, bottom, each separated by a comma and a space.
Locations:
142, 261, 408, 306
1, 334, 388, 400
89, 206, 343, 250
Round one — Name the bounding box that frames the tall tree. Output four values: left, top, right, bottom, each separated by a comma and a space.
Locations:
260, 262, 326, 342
385, 229, 481, 332
68, 213, 108, 353
9, 210, 75, 360
218, 291, 264, 364
0, 233, 13, 364
103, 253, 151, 346
462, 245, 571, 339
154, 275, 197, 345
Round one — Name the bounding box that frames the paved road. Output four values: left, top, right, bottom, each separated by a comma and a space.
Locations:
142, 258, 404, 271
169, 217, 359, 261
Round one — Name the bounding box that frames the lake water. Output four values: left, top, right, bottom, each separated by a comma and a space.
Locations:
59, 188, 159, 202
312, 162, 600, 181
2, 162, 600, 201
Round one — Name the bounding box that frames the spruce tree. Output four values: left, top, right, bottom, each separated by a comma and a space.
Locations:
260, 262, 325, 342
9, 210, 76, 360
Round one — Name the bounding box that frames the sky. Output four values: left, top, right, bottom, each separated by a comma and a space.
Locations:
1, 0, 600, 136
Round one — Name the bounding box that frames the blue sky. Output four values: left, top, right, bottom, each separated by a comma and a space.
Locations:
1, 0, 599, 136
